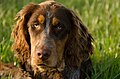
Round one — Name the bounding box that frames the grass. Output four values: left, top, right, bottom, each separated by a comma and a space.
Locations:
0, 0, 120, 79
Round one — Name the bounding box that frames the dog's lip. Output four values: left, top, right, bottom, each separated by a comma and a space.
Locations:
37, 63, 56, 68
37, 63, 50, 67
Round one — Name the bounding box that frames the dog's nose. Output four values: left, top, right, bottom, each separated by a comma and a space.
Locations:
37, 50, 51, 60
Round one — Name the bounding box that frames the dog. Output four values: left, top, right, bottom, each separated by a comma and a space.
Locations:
1, 0, 94, 79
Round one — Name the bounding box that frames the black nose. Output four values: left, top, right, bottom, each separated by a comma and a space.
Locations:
37, 50, 51, 60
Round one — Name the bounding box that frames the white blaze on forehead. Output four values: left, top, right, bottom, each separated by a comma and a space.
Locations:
47, 11, 51, 18
45, 11, 51, 34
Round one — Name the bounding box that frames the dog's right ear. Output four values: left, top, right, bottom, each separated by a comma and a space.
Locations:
12, 3, 39, 70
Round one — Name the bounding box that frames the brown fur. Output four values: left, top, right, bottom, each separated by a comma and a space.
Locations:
8, 0, 93, 79
0, 62, 31, 79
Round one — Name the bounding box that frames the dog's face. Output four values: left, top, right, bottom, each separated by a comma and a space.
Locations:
12, 1, 93, 78
28, 1, 71, 70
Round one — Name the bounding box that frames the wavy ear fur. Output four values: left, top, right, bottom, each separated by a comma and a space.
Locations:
64, 10, 93, 68
12, 3, 39, 70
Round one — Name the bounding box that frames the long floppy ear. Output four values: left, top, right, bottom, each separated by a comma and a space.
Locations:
11, 3, 39, 70
64, 10, 93, 68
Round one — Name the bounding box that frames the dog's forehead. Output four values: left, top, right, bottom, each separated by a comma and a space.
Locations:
38, 1, 66, 18
29, 1, 71, 28
36, 2, 64, 23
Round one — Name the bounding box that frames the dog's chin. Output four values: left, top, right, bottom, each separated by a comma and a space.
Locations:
32, 59, 65, 74
34, 61, 65, 73
34, 64, 56, 73
38, 63, 56, 69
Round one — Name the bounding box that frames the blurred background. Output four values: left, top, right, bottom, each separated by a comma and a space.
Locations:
0, 0, 120, 79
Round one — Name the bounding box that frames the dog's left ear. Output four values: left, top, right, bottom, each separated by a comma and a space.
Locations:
64, 9, 93, 68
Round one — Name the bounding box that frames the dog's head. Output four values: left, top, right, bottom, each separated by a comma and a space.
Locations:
12, 0, 93, 74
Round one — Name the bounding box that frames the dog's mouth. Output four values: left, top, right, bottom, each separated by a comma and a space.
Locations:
37, 63, 56, 68
34, 59, 65, 73
38, 63, 48, 67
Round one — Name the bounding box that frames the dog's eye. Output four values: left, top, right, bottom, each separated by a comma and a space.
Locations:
33, 24, 39, 28
31, 23, 41, 30
57, 25, 62, 30
55, 23, 63, 30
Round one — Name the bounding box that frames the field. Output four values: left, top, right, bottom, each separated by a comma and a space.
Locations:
0, 0, 120, 79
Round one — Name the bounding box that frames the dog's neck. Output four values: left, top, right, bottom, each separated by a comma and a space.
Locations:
34, 67, 81, 79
